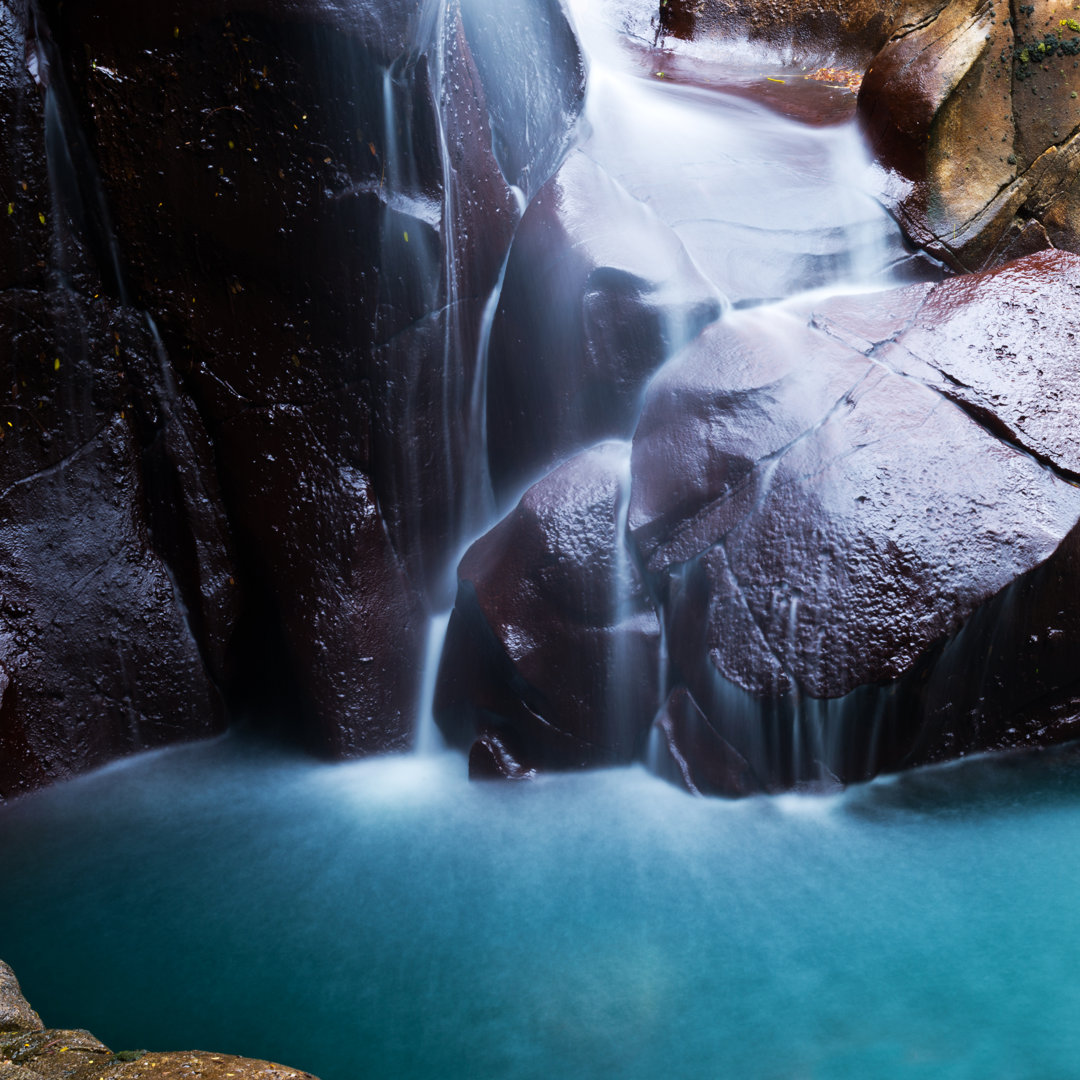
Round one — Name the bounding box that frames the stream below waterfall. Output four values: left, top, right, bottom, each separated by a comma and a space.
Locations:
3, 4, 1069, 1079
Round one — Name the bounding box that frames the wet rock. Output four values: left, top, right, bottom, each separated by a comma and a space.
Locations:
217, 406, 424, 756
468, 730, 537, 781
0, 263, 226, 800
435, 442, 661, 771
0, 0, 587, 785
859, 0, 1080, 270
814, 249, 1080, 477
649, 687, 762, 797
577, 68, 914, 308
487, 149, 722, 503
18, 0, 585, 770
0, 961, 43, 1034
658, 0, 946, 65
628, 252, 1080, 790
0, 961, 318, 1080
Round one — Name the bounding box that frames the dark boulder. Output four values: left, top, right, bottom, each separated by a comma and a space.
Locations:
487, 148, 722, 503
435, 441, 662, 773
629, 249, 1080, 792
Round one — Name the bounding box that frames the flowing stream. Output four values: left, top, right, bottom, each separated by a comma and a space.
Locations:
4, 6, 1068, 1080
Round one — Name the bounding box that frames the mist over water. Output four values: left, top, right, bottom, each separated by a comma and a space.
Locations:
3, 735, 1080, 1079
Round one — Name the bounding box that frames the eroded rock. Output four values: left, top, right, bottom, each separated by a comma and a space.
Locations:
859, 0, 1080, 269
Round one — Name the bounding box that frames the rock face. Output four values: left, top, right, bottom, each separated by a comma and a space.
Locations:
0, 3, 229, 799
0, 959, 317, 1080
435, 442, 662, 774
441, 250, 1080, 793
0, 0, 585, 794
859, 0, 1080, 270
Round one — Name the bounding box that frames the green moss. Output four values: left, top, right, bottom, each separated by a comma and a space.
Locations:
112, 1050, 147, 1062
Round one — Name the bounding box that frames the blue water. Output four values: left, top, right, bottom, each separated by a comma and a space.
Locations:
2, 735, 1079, 1079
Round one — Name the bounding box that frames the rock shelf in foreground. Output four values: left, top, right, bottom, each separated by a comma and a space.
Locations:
0, 960, 317, 1080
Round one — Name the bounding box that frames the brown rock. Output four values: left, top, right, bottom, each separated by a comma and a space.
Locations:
0, 1028, 111, 1078
436, 442, 662, 772
63, 1051, 317, 1080
659, 0, 948, 65
0, 962, 318, 1080
0, 962, 43, 1034
626, 251, 1080, 791
859, 0, 1080, 269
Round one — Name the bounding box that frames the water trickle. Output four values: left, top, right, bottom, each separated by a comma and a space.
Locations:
416, 611, 451, 756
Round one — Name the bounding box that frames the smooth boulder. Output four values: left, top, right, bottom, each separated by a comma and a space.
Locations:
629, 249, 1080, 791
435, 442, 661, 775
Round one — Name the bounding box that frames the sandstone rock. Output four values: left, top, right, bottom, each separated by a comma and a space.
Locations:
0, 962, 43, 1034
859, 0, 1080, 270
435, 442, 662, 772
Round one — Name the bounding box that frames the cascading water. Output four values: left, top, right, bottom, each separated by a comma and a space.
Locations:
4, 2, 1079, 1079
427, 0, 941, 782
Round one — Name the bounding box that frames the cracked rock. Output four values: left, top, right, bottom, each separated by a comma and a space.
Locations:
859, 0, 1080, 269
